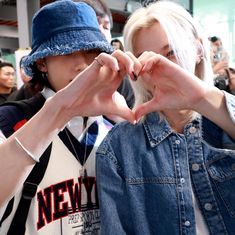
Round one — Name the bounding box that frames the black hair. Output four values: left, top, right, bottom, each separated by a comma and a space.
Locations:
19, 56, 27, 68
0, 61, 14, 70
111, 38, 124, 51
209, 36, 220, 43
25, 63, 51, 94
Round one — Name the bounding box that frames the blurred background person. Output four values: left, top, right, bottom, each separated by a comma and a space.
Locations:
209, 36, 230, 91
111, 38, 124, 51
74, 0, 113, 43
209, 36, 229, 74
19, 56, 31, 84
7, 56, 34, 101
0, 61, 16, 104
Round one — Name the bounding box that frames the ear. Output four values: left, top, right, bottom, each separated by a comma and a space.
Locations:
36, 59, 47, 72
196, 39, 204, 64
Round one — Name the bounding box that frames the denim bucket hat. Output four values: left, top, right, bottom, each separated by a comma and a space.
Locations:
22, 0, 113, 77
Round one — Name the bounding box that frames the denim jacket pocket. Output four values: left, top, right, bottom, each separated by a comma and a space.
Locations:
208, 151, 235, 217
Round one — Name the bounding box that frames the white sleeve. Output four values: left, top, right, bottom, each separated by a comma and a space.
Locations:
0, 130, 6, 144
0, 130, 7, 217
224, 91, 235, 123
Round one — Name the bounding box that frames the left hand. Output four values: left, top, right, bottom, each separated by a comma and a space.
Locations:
134, 52, 209, 120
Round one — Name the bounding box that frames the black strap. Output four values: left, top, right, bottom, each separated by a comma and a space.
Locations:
0, 198, 14, 227
3, 94, 46, 120
0, 94, 46, 228
7, 144, 52, 235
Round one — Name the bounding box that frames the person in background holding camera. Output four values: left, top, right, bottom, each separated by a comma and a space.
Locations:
209, 36, 229, 74
209, 36, 230, 91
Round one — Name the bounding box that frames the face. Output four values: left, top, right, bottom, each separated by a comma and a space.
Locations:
212, 40, 221, 48
112, 42, 121, 50
133, 22, 177, 91
133, 22, 176, 61
40, 50, 100, 91
0, 66, 15, 90
97, 15, 112, 43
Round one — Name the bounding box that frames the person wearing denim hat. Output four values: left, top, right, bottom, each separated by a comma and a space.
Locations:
0, 1, 138, 234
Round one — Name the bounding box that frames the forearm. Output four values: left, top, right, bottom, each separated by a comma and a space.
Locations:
0, 94, 69, 206
194, 86, 235, 140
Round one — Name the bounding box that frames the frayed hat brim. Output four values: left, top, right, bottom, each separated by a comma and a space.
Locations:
22, 28, 113, 77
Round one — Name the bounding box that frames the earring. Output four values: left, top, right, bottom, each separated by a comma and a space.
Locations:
41, 72, 48, 81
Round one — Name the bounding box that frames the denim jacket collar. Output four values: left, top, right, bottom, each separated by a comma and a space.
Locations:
143, 113, 173, 148
143, 112, 204, 148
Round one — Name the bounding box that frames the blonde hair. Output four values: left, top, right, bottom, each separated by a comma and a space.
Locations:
123, 1, 213, 108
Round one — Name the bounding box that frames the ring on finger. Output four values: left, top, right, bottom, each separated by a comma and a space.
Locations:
94, 57, 104, 67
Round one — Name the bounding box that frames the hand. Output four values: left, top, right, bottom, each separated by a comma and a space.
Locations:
134, 52, 208, 120
56, 50, 141, 124
213, 60, 229, 74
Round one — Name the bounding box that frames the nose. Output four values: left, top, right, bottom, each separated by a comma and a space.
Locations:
73, 53, 89, 73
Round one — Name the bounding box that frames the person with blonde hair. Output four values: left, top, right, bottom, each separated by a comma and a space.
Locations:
0, 1, 136, 234
96, 1, 235, 234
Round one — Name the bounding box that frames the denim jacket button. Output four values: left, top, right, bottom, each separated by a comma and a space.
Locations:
180, 178, 185, 184
204, 203, 213, 211
184, 220, 191, 226
189, 126, 197, 134
192, 163, 200, 171
175, 139, 180, 144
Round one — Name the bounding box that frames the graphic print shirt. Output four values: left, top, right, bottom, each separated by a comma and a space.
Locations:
0, 88, 113, 235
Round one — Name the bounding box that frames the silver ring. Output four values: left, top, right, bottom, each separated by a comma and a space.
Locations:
94, 57, 104, 67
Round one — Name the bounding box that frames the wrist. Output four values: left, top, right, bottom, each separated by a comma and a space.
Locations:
47, 93, 73, 130
193, 85, 224, 117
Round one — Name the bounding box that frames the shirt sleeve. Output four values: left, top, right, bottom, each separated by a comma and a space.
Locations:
224, 91, 235, 123
0, 130, 6, 144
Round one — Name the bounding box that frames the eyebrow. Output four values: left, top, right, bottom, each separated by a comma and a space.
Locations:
135, 44, 170, 57
161, 44, 170, 51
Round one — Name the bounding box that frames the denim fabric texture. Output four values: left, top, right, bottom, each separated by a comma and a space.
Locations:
96, 95, 235, 235
22, 0, 113, 77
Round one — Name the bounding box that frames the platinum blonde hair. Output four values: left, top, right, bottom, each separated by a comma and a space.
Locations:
123, 1, 213, 108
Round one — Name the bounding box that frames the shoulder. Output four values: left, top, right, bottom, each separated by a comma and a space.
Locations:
0, 104, 26, 137
97, 120, 143, 154
0, 94, 45, 137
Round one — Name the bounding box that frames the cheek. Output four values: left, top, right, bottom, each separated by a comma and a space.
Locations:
1, 76, 9, 81
48, 71, 71, 91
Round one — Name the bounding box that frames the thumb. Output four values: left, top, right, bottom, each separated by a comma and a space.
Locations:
110, 92, 136, 124
135, 99, 160, 122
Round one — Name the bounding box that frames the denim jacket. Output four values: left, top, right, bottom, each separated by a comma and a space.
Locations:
96, 92, 235, 235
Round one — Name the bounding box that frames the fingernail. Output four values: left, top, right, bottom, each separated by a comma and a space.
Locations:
132, 72, 138, 81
